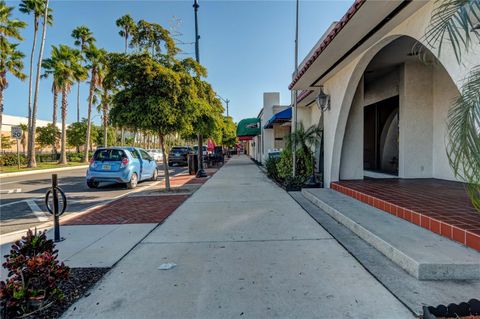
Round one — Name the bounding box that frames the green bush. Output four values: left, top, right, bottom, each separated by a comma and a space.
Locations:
265, 157, 280, 181
0, 153, 27, 166
276, 149, 313, 184
67, 152, 85, 162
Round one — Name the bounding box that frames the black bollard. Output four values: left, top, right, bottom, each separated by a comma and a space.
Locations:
52, 174, 60, 242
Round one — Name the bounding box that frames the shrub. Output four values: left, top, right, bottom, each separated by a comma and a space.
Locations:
66, 152, 84, 162
0, 153, 27, 166
265, 157, 280, 181
0, 230, 70, 318
276, 149, 314, 184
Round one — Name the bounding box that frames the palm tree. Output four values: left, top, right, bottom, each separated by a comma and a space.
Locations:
425, 0, 480, 210
42, 46, 63, 153
116, 14, 136, 145
84, 44, 105, 162
27, 0, 53, 167
71, 25, 95, 125
0, 1, 27, 151
116, 14, 136, 54
288, 122, 322, 177
19, 0, 52, 164
48, 45, 87, 164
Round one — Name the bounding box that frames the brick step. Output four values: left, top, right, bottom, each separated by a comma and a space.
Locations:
301, 188, 480, 280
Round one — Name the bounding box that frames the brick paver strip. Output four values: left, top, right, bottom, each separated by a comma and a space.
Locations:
63, 195, 189, 225
62, 167, 221, 226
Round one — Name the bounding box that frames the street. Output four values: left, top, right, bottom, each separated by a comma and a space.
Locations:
0, 164, 188, 235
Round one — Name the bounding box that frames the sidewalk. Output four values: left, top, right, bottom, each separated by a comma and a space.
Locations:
62, 156, 413, 318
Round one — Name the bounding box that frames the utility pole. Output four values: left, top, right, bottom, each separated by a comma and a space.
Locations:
217, 95, 230, 117
292, 0, 299, 177
194, 0, 207, 178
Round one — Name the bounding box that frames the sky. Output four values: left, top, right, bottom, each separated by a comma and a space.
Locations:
3, 0, 353, 125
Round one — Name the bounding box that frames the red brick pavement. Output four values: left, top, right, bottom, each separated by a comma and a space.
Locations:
63, 167, 221, 225
63, 195, 189, 225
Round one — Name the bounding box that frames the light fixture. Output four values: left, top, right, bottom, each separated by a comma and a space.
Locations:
316, 86, 330, 111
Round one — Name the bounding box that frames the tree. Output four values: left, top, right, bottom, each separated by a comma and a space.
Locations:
130, 20, 177, 56
221, 116, 237, 148
95, 125, 115, 148
19, 0, 52, 167
108, 53, 183, 190
67, 120, 95, 151
116, 14, 136, 54
288, 122, 322, 177
36, 123, 59, 151
48, 45, 87, 164
115, 14, 136, 145
84, 43, 106, 161
425, 0, 480, 210
71, 25, 95, 125
0, 1, 26, 151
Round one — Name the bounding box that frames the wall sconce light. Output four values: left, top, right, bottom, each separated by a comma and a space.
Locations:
316, 86, 330, 111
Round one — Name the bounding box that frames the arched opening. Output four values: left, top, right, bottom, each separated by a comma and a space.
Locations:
338, 35, 460, 181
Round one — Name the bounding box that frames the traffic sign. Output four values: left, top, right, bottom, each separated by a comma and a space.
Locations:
11, 126, 22, 139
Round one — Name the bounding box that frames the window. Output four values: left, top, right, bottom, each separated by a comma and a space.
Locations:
93, 149, 126, 162
140, 150, 152, 160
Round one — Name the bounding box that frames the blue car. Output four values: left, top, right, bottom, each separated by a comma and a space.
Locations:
86, 147, 158, 189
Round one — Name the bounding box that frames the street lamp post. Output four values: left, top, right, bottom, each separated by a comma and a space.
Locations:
193, 0, 207, 178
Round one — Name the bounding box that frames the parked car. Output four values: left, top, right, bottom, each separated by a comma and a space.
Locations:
168, 146, 192, 167
86, 147, 158, 189
147, 149, 163, 161
193, 145, 208, 156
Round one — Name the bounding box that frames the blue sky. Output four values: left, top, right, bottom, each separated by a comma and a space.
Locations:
4, 0, 352, 124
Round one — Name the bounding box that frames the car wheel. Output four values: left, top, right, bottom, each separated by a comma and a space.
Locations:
87, 180, 99, 189
150, 169, 158, 181
126, 173, 138, 189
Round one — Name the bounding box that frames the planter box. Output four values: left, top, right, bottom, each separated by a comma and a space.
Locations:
423, 299, 480, 318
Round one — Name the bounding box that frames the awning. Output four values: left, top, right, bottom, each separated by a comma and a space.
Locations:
264, 107, 292, 129
237, 118, 261, 137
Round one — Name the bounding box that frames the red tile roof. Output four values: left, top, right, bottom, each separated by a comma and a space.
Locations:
289, 0, 366, 90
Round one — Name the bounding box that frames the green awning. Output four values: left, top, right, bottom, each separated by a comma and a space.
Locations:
237, 118, 261, 137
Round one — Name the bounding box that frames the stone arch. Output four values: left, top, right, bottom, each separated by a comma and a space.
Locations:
330, 34, 460, 183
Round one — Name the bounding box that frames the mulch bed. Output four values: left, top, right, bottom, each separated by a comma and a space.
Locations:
24, 268, 109, 319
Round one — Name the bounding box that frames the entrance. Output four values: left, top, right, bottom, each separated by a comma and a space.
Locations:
364, 95, 399, 175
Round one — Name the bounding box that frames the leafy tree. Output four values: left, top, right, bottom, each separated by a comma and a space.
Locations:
0, 1, 26, 151
130, 19, 177, 56
67, 120, 97, 150
20, 0, 53, 167
108, 53, 183, 190
1, 134, 12, 149
221, 116, 237, 147
36, 123, 59, 150
425, 0, 480, 210
95, 125, 116, 148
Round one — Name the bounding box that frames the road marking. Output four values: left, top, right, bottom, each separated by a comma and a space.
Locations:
0, 188, 21, 194
26, 199, 49, 222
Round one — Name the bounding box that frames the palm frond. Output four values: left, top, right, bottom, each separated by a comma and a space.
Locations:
446, 65, 480, 210
425, 0, 480, 63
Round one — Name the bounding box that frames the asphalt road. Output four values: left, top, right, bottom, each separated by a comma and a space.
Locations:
0, 163, 188, 235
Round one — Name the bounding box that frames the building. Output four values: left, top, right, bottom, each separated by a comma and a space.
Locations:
290, 0, 480, 251
237, 92, 291, 164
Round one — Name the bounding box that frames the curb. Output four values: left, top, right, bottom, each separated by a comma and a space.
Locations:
1, 165, 89, 178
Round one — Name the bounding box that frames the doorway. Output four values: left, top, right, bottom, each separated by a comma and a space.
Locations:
364, 96, 399, 175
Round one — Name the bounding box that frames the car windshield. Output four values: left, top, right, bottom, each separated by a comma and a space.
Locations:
170, 147, 188, 153
93, 149, 127, 161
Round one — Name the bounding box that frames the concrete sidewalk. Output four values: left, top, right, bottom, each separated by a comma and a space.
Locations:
62, 156, 413, 319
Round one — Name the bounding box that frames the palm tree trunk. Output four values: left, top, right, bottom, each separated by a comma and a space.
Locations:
159, 132, 170, 191
26, 17, 39, 162
0, 84, 4, 152
121, 127, 125, 146
103, 104, 108, 147
84, 69, 95, 163
52, 87, 58, 154
124, 35, 128, 54
59, 87, 67, 164
29, 0, 50, 168
76, 82, 80, 153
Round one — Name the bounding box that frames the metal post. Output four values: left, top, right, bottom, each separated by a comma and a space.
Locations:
292, 0, 299, 177
16, 139, 20, 170
194, 0, 207, 178
52, 174, 60, 242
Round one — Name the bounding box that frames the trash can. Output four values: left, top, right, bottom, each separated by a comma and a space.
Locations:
188, 154, 198, 175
